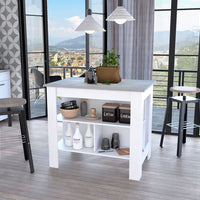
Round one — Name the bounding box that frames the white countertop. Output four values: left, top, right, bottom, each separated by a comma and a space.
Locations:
45, 77, 155, 92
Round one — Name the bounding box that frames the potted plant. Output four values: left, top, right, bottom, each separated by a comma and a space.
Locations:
96, 49, 121, 84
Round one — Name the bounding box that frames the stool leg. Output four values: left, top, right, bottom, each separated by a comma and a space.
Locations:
177, 102, 186, 158
19, 109, 34, 173
19, 112, 29, 161
160, 98, 171, 148
7, 107, 12, 127
183, 104, 187, 144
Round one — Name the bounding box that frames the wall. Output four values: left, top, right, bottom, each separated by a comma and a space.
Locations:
0, 0, 23, 98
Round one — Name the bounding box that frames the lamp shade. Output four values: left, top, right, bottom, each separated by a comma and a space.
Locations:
106, 6, 135, 24
75, 9, 105, 34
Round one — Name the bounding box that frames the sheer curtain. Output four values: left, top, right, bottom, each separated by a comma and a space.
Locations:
107, 0, 154, 80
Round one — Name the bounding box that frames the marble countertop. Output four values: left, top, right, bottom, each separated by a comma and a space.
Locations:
45, 77, 155, 92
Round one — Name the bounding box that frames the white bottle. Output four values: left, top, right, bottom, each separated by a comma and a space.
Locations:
73, 123, 83, 149
84, 124, 93, 148
65, 122, 73, 147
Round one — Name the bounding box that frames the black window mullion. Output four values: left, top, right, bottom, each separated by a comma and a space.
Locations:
164, 0, 178, 133
85, 0, 89, 69
43, 0, 50, 84
18, 0, 31, 120
103, 0, 107, 56
167, 0, 178, 98
194, 34, 200, 136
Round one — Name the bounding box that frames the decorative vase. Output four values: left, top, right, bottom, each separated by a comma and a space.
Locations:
95, 66, 121, 84
111, 133, 120, 149
80, 99, 87, 116
73, 123, 83, 149
84, 124, 93, 148
65, 122, 73, 147
101, 138, 110, 150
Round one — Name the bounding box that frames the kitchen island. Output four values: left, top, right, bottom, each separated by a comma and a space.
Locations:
45, 78, 155, 181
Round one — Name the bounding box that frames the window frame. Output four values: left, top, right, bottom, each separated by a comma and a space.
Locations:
153, 0, 200, 136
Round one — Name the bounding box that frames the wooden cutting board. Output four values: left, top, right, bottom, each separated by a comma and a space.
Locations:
116, 148, 130, 156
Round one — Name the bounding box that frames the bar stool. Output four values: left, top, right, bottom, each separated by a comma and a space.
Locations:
160, 86, 200, 157
0, 98, 34, 173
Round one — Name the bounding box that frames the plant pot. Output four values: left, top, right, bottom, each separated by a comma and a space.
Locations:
96, 66, 121, 84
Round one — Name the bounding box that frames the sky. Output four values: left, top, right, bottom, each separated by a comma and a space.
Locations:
154, 0, 200, 32
47, 0, 85, 45
46, 0, 200, 45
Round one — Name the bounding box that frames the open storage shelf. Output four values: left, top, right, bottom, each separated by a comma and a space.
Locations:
58, 139, 130, 160
57, 113, 130, 128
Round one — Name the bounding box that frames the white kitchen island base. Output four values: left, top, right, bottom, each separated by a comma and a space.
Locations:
45, 78, 155, 181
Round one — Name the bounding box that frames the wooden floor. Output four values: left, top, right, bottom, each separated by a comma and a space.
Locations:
0, 118, 200, 200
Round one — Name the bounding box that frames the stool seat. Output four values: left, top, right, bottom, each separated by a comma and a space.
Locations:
0, 98, 26, 108
170, 86, 200, 94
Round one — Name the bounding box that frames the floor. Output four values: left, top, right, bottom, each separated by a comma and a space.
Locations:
0, 118, 200, 200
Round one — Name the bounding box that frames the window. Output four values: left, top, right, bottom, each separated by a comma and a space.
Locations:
153, 0, 200, 136
19, 0, 106, 119
87, 0, 106, 68
47, 0, 106, 78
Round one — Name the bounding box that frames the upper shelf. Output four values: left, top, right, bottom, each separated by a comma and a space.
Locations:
57, 113, 130, 128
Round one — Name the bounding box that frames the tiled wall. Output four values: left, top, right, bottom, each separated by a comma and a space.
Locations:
0, 0, 23, 98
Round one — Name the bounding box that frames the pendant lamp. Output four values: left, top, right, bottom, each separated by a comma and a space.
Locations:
106, 0, 135, 24
75, 9, 105, 34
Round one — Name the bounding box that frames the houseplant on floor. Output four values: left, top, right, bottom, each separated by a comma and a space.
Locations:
96, 49, 121, 83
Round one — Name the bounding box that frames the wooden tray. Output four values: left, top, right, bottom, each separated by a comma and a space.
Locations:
116, 148, 130, 156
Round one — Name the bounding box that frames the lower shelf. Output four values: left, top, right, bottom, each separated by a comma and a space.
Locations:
58, 139, 130, 160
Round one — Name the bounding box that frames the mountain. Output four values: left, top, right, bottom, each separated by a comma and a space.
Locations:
50, 30, 197, 51
154, 30, 198, 52
53, 33, 103, 50
56, 36, 85, 49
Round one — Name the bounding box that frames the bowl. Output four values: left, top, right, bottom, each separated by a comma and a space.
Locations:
60, 107, 80, 119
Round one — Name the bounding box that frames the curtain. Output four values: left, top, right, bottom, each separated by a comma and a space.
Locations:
107, 0, 154, 80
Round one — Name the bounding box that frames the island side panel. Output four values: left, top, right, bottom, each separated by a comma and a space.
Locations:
47, 87, 59, 168
147, 87, 153, 160
129, 92, 144, 181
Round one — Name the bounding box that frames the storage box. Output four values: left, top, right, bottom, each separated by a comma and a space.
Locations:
102, 103, 119, 122
119, 104, 130, 124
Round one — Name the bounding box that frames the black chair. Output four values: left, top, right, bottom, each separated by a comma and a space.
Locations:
0, 98, 34, 173
31, 68, 62, 103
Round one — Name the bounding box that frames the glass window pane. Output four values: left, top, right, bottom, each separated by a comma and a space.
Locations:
178, 0, 200, 9
153, 56, 169, 69
154, 11, 171, 54
152, 69, 168, 132
30, 88, 46, 118
90, 32, 103, 53
174, 56, 198, 71
93, 14, 103, 27
26, 16, 44, 52
29, 67, 44, 89
175, 10, 200, 55
25, 0, 42, 15
90, 54, 103, 67
173, 70, 197, 88
155, 0, 171, 9
28, 53, 44, 67
72, 68, 86, 77
90, 14, 104, 54
89, 0, 103, 13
